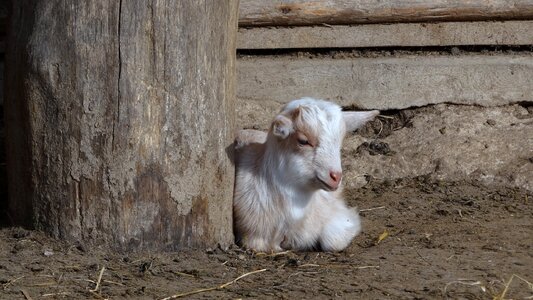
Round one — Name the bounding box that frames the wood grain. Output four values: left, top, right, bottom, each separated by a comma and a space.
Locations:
239, 0, 533, 26
238, 21, 533, 49
5, 0, 238, 250
237, 55, 533, 113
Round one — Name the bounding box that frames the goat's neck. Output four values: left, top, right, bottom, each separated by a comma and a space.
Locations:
262, 136, 291, 182
261, 136, 317, 206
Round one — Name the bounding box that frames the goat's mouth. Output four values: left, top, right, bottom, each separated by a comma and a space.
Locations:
316, 177, 338, 191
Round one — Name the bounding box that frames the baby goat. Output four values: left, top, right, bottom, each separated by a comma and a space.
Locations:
234, 98, 379, 252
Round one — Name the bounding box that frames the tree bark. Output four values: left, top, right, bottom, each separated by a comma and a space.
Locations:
239, 0, 533, 27
5, 0, 238, 250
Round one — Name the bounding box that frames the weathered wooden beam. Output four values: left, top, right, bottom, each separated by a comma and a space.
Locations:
238, 21, 533, 49
237, 55, 533, 120
239, 0, 533, 27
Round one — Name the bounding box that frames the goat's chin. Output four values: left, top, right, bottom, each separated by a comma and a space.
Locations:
315, 177, 338, 192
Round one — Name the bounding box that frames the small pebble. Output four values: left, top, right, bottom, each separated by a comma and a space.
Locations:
30, 265, 44, 272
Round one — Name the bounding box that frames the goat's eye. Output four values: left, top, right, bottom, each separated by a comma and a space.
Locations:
297, 137, 311, 146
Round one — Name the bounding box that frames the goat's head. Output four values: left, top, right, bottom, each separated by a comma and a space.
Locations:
269, 98, 379, 192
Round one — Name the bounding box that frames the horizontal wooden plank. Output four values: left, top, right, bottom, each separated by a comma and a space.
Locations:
237, 55, 533, 113
238, 21, 533, 49
239, 0, 533, 26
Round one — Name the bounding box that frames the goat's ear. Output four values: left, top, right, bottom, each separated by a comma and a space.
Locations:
343, 110, 380, 132
272, 115, 293, 139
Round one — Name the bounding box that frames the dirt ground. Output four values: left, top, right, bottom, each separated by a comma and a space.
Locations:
1, 177, 531, 299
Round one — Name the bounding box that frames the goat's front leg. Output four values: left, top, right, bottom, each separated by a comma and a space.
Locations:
319, 205, 361, 252
244, 233, 286, 253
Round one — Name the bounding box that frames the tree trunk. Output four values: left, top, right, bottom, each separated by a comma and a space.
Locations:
5, 1, 238, 250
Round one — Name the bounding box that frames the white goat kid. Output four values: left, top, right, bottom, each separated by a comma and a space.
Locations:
234, 98, 379, 252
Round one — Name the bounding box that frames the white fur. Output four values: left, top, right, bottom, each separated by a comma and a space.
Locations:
233, 98, 379, 252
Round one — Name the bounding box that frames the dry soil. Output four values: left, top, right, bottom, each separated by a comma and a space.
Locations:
1, 177, 531, 299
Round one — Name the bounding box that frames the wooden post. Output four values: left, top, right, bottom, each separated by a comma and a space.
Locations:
5, 1, 238, 250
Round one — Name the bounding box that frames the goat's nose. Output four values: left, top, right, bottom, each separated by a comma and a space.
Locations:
329, 171, 342, 183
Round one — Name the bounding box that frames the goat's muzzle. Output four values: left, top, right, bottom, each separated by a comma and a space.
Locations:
316, 171, 342, 191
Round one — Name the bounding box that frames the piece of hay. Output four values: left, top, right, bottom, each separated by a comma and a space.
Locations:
90, 266, 106, 293
359, 206, 386, 212
255, 250, 292, 258
298, 264, 320, 268
494, 274, 533, 300
2, 275, 25, 290
21, 289, 33, 300
160, 268, 267, 300
377, 229, 389, 244
444, 279, 486, 295
42, 292, 70, 297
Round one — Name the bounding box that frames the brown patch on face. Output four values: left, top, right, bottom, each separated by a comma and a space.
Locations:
292, 108, 319, 148
296, 130, 318, 147
290, 106, 302, 120
272, 127, 318, 154
273, 106, 320, 153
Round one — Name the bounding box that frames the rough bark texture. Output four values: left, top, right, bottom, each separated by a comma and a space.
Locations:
238, 21, 533, 49
5, 1, 238, 250
239, 0, 533, 26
